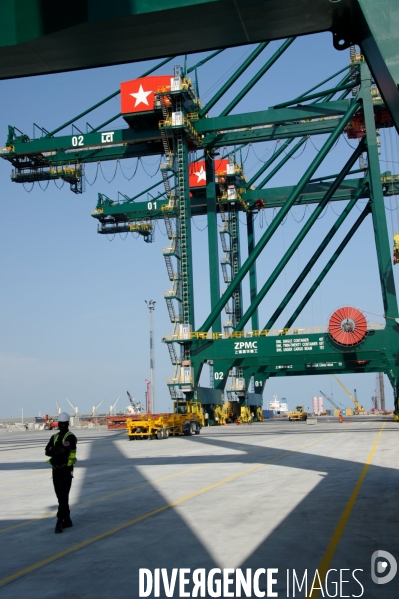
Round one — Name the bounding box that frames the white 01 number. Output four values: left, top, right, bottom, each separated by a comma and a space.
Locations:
71, 135, 84, 147
214, 372, 224, 380
148, 201, 157, 210
255, 381, 262, 387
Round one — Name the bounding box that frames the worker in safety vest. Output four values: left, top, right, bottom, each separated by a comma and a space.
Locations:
339, 412, 343, 423
45, 412, 77, 534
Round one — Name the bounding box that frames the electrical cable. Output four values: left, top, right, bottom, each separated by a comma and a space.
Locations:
280, 213, 288, 225
316, 205, 329, 220
291, 205, 308, 223
119, 158, 139, 169
139, 157, 161, 178
23, 183, 35, 192
309, 137, 321, 152
342, 135, 357, 150
85, 163, 99, 186
141, 156, 162, 166
99, 161, 118, 183
283, 138, 308, 159
120, 158, 140, 181
249, 142, 275, 164
383, 202, 399, 212
329, 201, 345, 216
309, 136, 339, 153
38, 180, 50, 191
156, 220, 168, 236
241, 145, 251, 165
54, 180, 65, 189
192, 217, 208, 232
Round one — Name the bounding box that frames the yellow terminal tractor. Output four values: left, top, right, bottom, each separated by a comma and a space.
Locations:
288, 406, 308, 421
126, 400, 204, 440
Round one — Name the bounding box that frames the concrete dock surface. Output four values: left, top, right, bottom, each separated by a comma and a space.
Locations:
0, 416, 398, 598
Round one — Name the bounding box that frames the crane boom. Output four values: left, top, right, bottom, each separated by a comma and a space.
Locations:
111, 396, 120, 410
91, 399, 104, 416
66, 398, 78, 415
319, 390, 341, 411
332, 375, 364, 413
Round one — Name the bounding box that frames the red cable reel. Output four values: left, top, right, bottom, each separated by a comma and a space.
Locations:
328, 307, 367, 346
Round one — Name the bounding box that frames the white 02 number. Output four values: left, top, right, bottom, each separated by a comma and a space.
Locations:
148, 201, 157, 210
214, 372, 224, 380
71, 135, 84, 147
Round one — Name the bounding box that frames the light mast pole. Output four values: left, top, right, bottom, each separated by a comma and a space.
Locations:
145, 300, 156, 414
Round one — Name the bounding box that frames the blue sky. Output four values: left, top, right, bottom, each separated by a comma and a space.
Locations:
0, 32, 398, 418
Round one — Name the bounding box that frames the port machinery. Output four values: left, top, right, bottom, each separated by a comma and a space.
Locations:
1, 38, 399, 419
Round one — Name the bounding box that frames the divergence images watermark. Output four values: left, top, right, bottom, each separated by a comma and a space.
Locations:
139, 568, 364, 597
139, 554, 397, 598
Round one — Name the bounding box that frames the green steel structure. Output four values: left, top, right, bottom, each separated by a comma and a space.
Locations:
1, 41, 399, 417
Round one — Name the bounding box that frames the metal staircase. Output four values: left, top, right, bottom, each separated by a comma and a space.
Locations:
219, 199, 242, 330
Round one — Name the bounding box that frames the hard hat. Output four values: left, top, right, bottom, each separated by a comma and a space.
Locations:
58, 412, 70, 422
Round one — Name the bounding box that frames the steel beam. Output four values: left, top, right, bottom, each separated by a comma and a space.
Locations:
246, 213, 259, 331
92, 177, 369, 223
198, 99, 360, 333
220, 38, 295, 117
187, 50, 224, 73
198, 43, 269, 118
195, 101, 350, 134
289, 66, 350, 105
264, 182, 367, 331
245, 139, 294, 189
255, 137, 307, 189
45, 56, 175, 137
360, 62, 399, 318
206, 153, 221, 332
203, 118, 342, 147
235, 141, 365, 330
274, 83, 356, 109
284, 202, 371, 329
357, 0, 399, 134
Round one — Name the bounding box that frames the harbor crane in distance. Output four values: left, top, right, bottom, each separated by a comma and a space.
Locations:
91, 399, 104, 417
109, 396, 120, 415
332, 375, 364, 414
126, 391, 145, 415
55, 401, 62, 415
319, 390, 345, 411
66, 398, 79, 416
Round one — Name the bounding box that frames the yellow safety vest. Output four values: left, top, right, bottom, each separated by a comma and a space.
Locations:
46, 431, 77, 467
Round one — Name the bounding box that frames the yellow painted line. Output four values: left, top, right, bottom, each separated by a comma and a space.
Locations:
0, 465, 211, 534
0, 482, 51, 496
309, 423, 386, 598
0, 471, 49, 485
0, 431, 312, 534
0, 434, 329, 588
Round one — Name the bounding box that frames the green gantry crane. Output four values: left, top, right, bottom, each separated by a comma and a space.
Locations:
1, 40, 399, 419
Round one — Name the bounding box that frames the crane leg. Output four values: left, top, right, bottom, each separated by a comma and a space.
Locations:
394, 381, 399, 415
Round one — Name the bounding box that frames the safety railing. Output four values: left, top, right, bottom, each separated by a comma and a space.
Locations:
166, 376, 193, 384
162, 323, 385, 341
